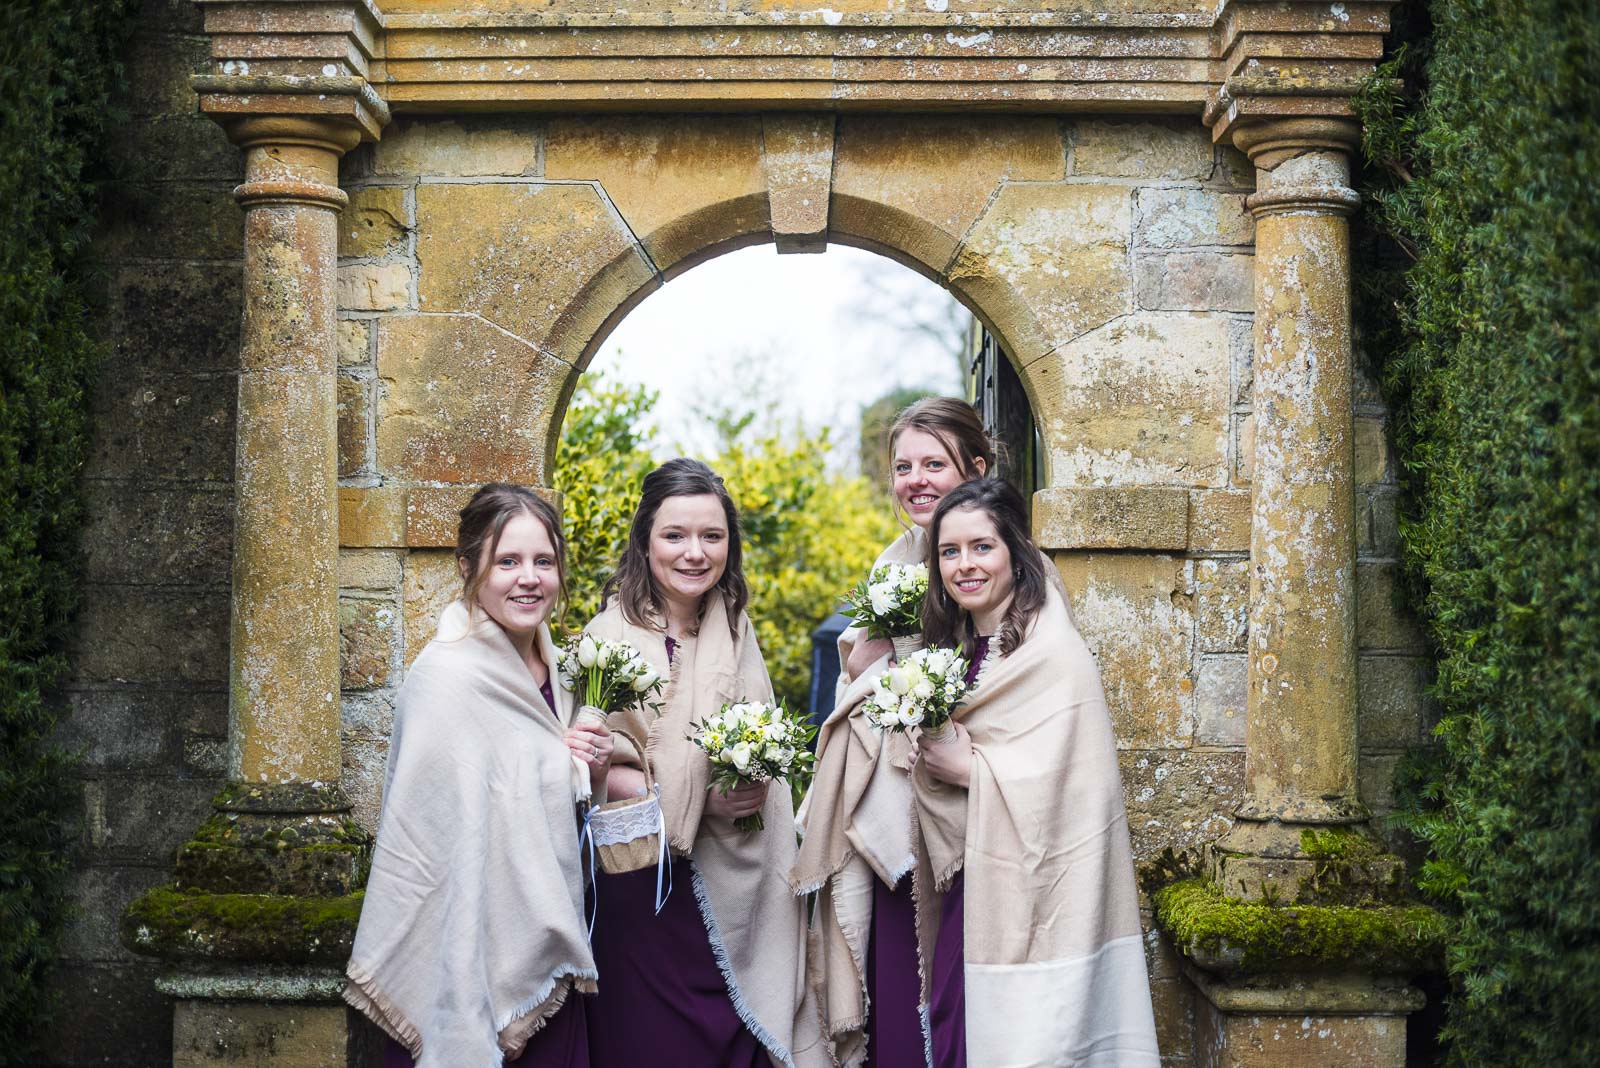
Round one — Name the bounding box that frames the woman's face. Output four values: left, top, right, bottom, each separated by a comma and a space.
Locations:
892, 428, 983, 529
467, 512, 560, 640
648, 494, 730, 612
937, 506, 1014, 630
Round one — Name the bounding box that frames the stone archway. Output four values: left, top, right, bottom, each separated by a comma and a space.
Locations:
124, 3, 1427, 1066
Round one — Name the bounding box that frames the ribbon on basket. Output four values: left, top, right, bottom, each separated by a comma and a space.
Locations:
580, 784, 673, 939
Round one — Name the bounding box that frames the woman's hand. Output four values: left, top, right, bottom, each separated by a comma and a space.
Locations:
704, 779, 769, 822
846, 635, 894, 680
565, 723, 614, 795
910, 721, 973, 789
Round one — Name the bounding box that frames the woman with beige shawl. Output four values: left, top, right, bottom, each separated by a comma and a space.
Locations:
793, 398, 995, 1066
581, 458, 825, 1068
345, 484, 614, 1067
911, 478, 1159, 1067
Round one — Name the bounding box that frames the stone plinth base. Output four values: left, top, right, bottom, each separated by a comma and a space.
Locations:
160, 971, 381, 1068
1187, 968, 1423, 1068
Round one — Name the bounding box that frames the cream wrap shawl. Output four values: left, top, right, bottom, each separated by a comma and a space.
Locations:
345, 602, 597, 1067
585, 594, 827, 1068
912, 586, 1159, 1067
792, 528, 922, 1065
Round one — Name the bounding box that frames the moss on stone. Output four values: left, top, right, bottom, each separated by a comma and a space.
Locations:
122, 886, 364, 965
1154, 878, 1447, 975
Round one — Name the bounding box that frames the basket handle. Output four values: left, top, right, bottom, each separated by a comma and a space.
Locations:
609, 726, 655, 792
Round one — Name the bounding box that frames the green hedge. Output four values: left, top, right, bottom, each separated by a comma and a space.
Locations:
0, 2, 134, 1060
1358, 1, 1600, 1063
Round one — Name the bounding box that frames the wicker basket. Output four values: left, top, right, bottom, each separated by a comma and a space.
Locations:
586, 728, 665, 876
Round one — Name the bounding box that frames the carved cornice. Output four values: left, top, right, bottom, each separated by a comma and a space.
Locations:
188, 1, 1396, 121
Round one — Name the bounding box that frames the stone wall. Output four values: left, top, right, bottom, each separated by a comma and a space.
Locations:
49, 4, 1428, 1066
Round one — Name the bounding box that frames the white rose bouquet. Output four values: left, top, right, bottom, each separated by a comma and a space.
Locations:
860, 646, 974, 742
840, 562, 930, 659
558, 634, 665, 726
689, 699, 816, 832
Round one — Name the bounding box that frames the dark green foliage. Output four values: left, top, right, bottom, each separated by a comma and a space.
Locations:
1357, 2, 1600, 1062
0, 2, 135, 1061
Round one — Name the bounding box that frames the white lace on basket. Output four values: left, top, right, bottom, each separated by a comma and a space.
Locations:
588, 795, 663, 846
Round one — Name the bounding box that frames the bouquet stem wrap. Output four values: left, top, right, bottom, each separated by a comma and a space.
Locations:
890, 634, 925, 661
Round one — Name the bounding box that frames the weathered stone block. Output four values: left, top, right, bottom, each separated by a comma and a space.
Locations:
58, 687, 226, 771
336, 372, 371, 478
404, 550, 460, 667
1137, 188, 1253, 249
108, 116, 240, 182
1214, 144, 1255, 190
1136, 251, 1254, 312
340, 485, 406, 548
547, 114, 768, 274
137, 373, 237, 481
375, 314, 568, 483
123, 30, 208, 117
1360, 486, 1402, 559
415, 181, 655, 360
80, 482, 233, 586
1031, 315, 1230, 488
64, 865, 171, 963
338, 185, 410, 260
1193, 996, 1411, 1068
1357, 564, 1426, 652
1188, 489, 1251, 552
81, 776, 219, 866
337, 318, 372, 366
173, 1000, 357, 1068
339, 549, 402, 592
1359, 752, 1406, 815
42, 963, 173, 1067
831, 115, 1064, 275
1228, 317, 1253, 408
1195, 559, 1249, 653
1358, 656, 1432, 748
343, 724, 392, 834
371, 116, 542, 178
1354, 415, 1391, 484
109, 263, 243, 375
1072, 119, 1213, 181
951, 182, 1132, 361
86, 373, 145, 478
1151, 975, 1197, 1067
1195, 656, 1248, 747
95, 181, 244, 263
405, 484, 484, 548
340, 596, 398, 691
72, 587, 230, 684
1234, 414, 1255, 486
1120, 749, 1245, 862
763, 113, 835, 252
1057, 554, 1196, 749
1033, 487, 1189, 550
337, 262, 411, 311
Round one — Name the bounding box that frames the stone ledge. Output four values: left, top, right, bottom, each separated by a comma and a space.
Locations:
123, 886, 364, 965
157, 968, 348, 1002
340, 484, 567, 547
1153, 878, 1447, 977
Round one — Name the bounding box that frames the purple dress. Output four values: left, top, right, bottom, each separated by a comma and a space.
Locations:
864, 873, 922, 1066
928, 636, 988, 1068
583, 635, 766, 1068
384, 673, 590, 1067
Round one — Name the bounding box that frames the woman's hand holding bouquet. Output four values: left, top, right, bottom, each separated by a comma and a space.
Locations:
690, 700, 816, 832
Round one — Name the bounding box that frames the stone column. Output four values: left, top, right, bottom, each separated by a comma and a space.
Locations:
227, 115, 358, 791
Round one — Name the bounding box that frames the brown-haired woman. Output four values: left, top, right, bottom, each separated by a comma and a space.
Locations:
347, 483, 613, 1067
581, 458, 825, 1068
912, 478, 1158, 1067
793, 397, 992, 1067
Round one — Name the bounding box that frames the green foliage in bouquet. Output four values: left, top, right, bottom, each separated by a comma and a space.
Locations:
1355, 2, 1600, 1062
0, 1, 135, 1059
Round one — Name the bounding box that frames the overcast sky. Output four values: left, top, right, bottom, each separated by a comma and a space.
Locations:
586, 244, 969, 462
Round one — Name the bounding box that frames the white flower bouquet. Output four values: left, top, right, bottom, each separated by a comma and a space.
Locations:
840, 562, 930, 659
860, 646, 975, 743
558, 634, 665, 728
689, 699, 817, 832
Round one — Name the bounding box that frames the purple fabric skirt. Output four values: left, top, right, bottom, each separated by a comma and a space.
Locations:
928, 870, 965, 1068
584, 855, 766, 1068
383, 995, 589, 1067
865, 874, 924, 1067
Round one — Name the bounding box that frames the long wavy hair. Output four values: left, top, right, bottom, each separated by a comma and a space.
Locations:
603, 457, 747, 636
455, 483, 567, 617
922, 477, 1048, 662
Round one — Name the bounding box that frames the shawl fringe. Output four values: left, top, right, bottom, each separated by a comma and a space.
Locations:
691, 861, 796, 1068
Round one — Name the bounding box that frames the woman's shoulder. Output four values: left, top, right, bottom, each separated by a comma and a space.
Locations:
877, 525, 925, 568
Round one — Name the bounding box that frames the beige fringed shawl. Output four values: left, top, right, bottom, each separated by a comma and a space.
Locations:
586, 594, 827, 1068
793, 528, 923, 1066
345, 602, 597, 1067
912, 585, 1159, 1067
